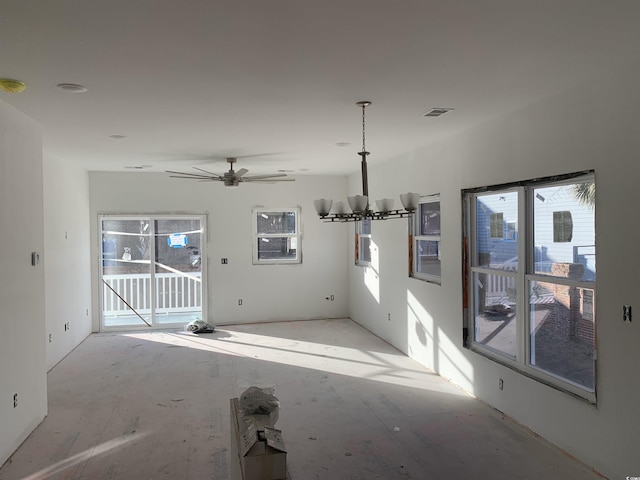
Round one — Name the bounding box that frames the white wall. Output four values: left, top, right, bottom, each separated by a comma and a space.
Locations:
89, 172, 349, 329
43, 153, 92, 370
0, 101, 47, 466
349, 68, 640, 478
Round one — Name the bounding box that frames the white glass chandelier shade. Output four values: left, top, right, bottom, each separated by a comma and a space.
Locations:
375, 198, 395, 213
347, 195, 368, 214
313, 198, 333, 217
399, 192, 421, 212
332, 201, 347, 215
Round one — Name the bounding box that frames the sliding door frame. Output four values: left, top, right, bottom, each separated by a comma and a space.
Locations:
98, 214, 207, 332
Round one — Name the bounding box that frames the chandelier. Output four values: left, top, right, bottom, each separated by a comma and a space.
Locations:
314, 101, 420, 222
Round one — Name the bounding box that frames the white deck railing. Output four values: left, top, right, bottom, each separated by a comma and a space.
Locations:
483, 265, 517, 305
102, 272, 202, 316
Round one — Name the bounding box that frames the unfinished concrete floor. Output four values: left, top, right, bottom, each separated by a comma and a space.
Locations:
0, 318, 602, 480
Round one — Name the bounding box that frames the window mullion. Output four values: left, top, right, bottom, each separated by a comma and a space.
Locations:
148, 218, 156, 326
521, 186, 533, 367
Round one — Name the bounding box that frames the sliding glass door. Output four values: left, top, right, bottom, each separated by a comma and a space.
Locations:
100, 215, 206, 330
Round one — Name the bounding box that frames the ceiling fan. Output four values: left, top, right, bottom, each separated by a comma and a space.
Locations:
166, 157, 295, 187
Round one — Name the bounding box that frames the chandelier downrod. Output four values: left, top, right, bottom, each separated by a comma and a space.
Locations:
357, 101, 371, 201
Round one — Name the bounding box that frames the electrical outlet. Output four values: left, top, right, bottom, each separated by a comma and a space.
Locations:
623, 305, 632, 322
388, 313, 391, 321
330, 295, 334, 301
49, 333, 52, 343
499, 378, 504, 390
221, 258, 228, 264
13, 393, 17, 408
238, 299, 243, 306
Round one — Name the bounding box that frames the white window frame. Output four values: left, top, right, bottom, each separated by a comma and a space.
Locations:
410, 194, 441, 284
252, 207, 301, 265
355, 219, 371, 267
463, 172, 596, 403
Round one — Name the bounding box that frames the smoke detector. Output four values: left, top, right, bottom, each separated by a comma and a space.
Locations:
0, 78, 26, 93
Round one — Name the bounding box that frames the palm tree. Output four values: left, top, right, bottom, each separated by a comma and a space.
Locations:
571, 182, 595, 209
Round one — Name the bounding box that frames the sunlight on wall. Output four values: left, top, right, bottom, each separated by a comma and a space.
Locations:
407, 290, 434, 367
405, 290, 475, 393
436, 327, 475, 393
364, 239, 380, 303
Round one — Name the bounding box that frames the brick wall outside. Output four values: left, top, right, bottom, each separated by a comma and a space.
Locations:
537, 263, 594, 345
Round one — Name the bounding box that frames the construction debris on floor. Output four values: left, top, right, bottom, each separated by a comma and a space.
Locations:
231, 386, 288, 480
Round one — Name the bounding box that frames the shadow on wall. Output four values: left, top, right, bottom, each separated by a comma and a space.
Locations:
407, 289, 475, 390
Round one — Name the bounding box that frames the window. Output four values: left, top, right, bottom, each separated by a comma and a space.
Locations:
553, 211, 573, 242
355, 219, 371, 266
252, 207, 301, 264
410, 195, 441, 283
463, 172, 596, 402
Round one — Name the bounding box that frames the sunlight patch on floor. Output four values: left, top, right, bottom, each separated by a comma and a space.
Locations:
21, 432, 149, 480
123, 323, 467, 396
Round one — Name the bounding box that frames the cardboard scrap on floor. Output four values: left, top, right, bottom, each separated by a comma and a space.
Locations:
231, 386, 288, 480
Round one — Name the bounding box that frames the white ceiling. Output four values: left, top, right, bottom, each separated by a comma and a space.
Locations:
2, 1, 640, 176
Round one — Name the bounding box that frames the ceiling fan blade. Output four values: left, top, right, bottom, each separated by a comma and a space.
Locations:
241, 173, 289, 180
168, 176, 222, 182
243, 177, 296, 183
234, 168, 249, 177
243, 177, 294, 182
166, 170, 215, 179
192, 166, 223, 177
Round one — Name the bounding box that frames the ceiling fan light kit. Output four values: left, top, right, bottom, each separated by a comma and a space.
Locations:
314, 101, 419, 222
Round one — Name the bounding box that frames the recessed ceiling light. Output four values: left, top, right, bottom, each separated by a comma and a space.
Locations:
109, 134, 127, 139
124, 165, 152, 170
335, 142, 351, 147
57, 83, 88, 93
0, 78, 26, 93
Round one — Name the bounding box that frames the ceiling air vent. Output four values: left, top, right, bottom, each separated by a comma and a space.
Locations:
422, 107, 454, 118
